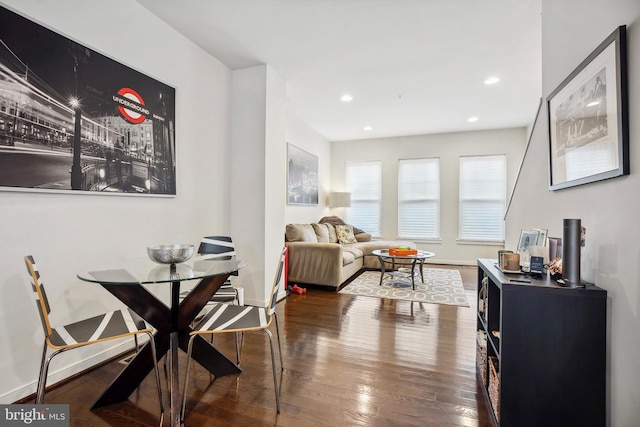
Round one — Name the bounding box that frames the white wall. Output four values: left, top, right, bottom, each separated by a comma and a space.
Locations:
0, 0, 232, 403
284, 111, 332, 224
331, 128, 528, 264
230, 65, 287, 305
506, 1, 640, 425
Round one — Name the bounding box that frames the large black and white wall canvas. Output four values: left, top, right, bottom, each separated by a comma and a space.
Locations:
0, 5, 176, 196
287, 143, 318, 205
547, 26, 628, 191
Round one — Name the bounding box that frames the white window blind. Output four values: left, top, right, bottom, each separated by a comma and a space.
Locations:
398, 158, 440, 239
345, 161, 381, 237
459, 155, 506, 242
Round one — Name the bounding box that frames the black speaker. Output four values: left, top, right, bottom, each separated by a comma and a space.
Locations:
562, 218, 581, 285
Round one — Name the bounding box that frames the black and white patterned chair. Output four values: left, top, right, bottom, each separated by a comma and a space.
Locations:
24, 255, 164, 417
181, 236, 241, 305
181, 247, 287, 419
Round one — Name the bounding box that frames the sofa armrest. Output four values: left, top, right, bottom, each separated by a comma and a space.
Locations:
286, 242, 343, 286
355, 232, 372, 242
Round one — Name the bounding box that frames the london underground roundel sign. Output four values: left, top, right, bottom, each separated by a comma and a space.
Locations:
114, 87, 149, 124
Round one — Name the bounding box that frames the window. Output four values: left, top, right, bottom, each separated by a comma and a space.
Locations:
345, 161, 381, 237
459, 155, 506, 242
398, 158, 440, 239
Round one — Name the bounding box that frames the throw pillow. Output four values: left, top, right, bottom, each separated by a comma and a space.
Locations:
335, 224, 358, 244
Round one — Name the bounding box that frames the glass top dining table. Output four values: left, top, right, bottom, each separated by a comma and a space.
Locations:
78, 255, 246, 427
77, 255, 245, 285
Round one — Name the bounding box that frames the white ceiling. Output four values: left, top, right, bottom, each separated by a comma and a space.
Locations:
137, 0, 542, 142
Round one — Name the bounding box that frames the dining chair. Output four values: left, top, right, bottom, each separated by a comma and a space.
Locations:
172, 235, 243, 368
181, 247, 287, 419
180, 235, 241, 305
24, 255, 164, 417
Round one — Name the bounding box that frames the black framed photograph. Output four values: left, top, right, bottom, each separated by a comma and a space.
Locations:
287, 143, 318, 205
0, 5, 176, 196
547, 25, 628, 191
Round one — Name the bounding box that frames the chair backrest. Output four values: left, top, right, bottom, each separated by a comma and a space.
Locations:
267, 247, 287, 316
198, 236, 235, 259
198, 235, 239, 277
24, 255, 53, 338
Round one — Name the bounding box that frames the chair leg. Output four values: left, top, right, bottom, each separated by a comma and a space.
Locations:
145, 332, 165, 415
35, 342, 50, 404
234, 332, 241, 364
264, 329, 281, 413
273, 312, 284, 371
180, 336, 197, 423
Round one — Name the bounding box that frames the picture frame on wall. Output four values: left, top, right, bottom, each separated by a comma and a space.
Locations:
287, 143, 318, 205
547, 25, 629, 191
0, 5, 176, 196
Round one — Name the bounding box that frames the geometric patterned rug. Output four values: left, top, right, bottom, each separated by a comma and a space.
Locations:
339, 268, 469, 307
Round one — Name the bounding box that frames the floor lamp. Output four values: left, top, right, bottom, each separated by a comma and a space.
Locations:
329, 192, 351, 217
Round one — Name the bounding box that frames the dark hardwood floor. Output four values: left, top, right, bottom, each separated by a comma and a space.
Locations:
30, 265, 493, 426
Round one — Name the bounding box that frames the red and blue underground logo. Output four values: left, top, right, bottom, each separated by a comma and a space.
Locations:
112, 88, 150, 124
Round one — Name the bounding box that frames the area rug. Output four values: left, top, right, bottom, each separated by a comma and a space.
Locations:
339, 269, 469, 307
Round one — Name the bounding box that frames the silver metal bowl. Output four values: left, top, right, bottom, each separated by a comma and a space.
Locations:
147, 244, 195, 264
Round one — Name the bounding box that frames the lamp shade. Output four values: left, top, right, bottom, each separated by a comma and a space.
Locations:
329, 192, 351, 208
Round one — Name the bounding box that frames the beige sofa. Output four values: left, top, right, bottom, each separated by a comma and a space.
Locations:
285, 222, 416, 289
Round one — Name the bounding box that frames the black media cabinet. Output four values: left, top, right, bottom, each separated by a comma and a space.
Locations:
476, 258, 607, 427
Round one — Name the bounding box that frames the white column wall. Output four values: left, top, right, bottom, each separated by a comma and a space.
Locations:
230, 65, 287, 305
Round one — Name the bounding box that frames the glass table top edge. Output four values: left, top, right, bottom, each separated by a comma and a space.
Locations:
77, 256, 247, 285
371, 249, 435, 258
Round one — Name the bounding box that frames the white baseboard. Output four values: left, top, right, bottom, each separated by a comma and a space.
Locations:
425, 259, 477, 267
0, 339, 135, 404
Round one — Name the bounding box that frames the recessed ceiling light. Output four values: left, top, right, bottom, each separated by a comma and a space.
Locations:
484, 76, 500, 85
363, 126, 373, 131
341, 94, 353, 102
468, 116, 479, 122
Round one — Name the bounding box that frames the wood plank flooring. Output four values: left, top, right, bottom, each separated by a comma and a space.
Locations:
28, 265, 493, 426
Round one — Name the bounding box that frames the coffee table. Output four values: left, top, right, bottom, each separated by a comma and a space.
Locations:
372, 249, 435, 290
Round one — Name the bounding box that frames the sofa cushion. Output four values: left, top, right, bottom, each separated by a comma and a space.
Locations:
355, 232, 372, 242
319, 215, 365, 235
342, 251, 356, 266
342, 245, 364, 259
336, 224, 358, 244
311, 223, 330, 243
324, 223, 338, 243
285, 224, 318, 242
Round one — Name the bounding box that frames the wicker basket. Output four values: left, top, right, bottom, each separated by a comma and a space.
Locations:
476, 331, 487, 385
488, 356, 500, 422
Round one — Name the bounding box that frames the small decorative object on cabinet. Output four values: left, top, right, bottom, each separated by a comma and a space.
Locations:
476, 258, 606, 427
